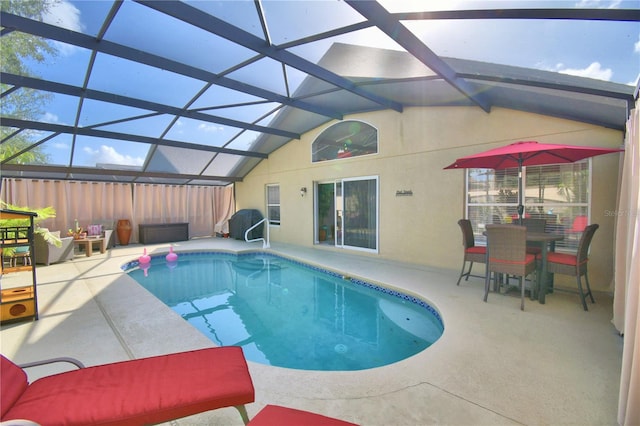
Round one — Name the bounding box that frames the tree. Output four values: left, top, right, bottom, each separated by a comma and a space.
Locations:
1, 0, 59, 164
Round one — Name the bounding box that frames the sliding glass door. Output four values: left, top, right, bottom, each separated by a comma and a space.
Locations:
316, 182, 336, 244
343, 177, 378, 251
315, 176, 378, 252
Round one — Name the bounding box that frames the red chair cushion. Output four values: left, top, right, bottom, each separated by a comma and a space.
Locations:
571, 216, 588, 233
2, 347, 255, 426
0, 356, 29, 418
547, 252, 582, 266
466, 246, 486, 254
249, 405, 358, 426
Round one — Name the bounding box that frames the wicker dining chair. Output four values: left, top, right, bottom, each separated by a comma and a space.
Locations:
521, 218, 547, 255
546, 223, 599, 311
521, 218, 547, 232
483, 224, 537, 310
456, 219, 487, 285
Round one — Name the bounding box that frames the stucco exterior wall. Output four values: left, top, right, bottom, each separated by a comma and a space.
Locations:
236, 106, 623, 293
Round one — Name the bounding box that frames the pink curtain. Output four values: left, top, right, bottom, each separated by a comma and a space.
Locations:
132, 183, 235, 242
186, 185, 214, 237
67, 182, 134, 232
133, 184, 166, 242
613, 94, 639, 426
1, 179, 68, 231
1, 180, 234, 243
213, 185, 235, 234
0, 180, 133, 235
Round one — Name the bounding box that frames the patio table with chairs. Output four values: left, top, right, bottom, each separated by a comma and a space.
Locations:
478, 224, 564, 309
476, 220, 599, 311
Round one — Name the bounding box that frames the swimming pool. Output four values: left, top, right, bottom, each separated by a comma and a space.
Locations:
125, 251, 444, 371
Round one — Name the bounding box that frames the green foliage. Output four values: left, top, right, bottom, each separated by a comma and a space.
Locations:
1, 202, 62, 255
0, 134, 51, 164
1, 201, 56, 222
0, 0, 58, 164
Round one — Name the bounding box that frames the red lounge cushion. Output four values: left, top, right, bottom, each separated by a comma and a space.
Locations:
2, 347, 254, 426
0, 356, 29, 418
547, 252, 585, 266
466, 246, 486, 254
249, 405, 358, 426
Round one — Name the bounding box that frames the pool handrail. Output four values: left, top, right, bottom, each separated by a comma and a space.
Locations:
245, 218, 270, 248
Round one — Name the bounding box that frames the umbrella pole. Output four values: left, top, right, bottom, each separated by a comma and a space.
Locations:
517, 161, 524, 224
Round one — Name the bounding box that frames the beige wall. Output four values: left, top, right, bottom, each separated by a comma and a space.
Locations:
236, 106, 623, 292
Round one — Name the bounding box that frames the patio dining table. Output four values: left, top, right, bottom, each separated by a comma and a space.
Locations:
525, 232, 564, 304
483, 229, 564, 304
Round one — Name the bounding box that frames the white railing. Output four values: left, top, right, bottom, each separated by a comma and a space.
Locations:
244, 218, 270, 249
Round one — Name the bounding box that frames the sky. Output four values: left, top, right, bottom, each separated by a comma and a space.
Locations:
12, 0, 640, 168
377, 0, 639, 85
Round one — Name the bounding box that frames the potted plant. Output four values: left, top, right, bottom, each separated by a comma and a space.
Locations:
67, 219, 85, 239
0, 202, 61, 258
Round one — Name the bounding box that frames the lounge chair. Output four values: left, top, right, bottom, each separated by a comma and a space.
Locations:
1, 347, 255, 425
248, 404, 358, 425
33, 232, 74, 266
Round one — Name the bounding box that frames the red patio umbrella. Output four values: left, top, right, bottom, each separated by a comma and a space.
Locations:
444, 141, 622, 221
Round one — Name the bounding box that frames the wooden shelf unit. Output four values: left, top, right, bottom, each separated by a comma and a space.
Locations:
1, 209, 38, 323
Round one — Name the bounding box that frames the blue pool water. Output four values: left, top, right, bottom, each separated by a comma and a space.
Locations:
126, 252, 444, 371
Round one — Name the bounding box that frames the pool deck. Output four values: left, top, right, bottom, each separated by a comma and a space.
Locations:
0, 238, 622, 425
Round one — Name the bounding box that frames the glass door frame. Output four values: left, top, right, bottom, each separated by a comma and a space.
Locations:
314, 176, 378, 253
314, 180, 339, 246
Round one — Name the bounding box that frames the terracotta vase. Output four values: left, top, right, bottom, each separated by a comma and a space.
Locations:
116, 219, 132, 246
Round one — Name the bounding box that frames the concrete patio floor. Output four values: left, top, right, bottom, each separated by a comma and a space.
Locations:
0, 238, 623, 425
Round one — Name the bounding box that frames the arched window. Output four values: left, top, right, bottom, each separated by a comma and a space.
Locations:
312, 121, 378, 163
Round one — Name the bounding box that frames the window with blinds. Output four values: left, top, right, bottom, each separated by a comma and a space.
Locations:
266, 184, 280, 226
466, 160, 590, 251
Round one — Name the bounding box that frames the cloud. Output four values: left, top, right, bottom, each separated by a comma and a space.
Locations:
554, 62, 613, 81
198, 123, 225, 133
51, 141, 69, 150
41, 112, 60, 124
43, 0, 83, 56
43, 0, 82, 31
635, 34, 640, 53
575, 0, 622, 8
83, 145, 145, 166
